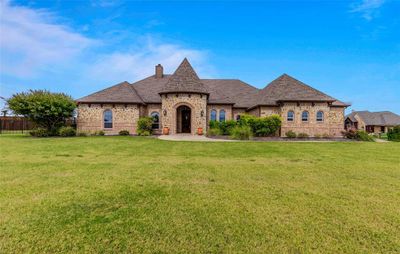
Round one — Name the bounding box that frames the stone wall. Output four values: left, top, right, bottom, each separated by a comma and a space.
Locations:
260, 106, 281, 117
232, 108, 246, 120
77, 103, 140, 135
161, 93, 207, 135
279, 102, 345, 137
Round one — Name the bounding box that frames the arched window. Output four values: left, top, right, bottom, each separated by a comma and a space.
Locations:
104, 110, 113, 128
151, 112, 160, 129
287, 111, 294, 122
316, 111, 324, 122
302, 111, 309, 122
219, 109, 226, 122
210, 109, 217, 121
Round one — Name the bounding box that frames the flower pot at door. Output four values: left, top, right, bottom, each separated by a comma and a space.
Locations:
197, 127, 203, 135
163, 127, 170, 135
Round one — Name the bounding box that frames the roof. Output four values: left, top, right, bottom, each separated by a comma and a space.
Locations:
346, 111, 400, 126
160, 58, 208, 95
76, 81, 143, 104
77, 59, 349, 109
256, 74, 339, 106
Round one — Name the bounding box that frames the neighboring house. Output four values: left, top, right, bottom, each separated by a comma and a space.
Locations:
345, 111, 400, 133
76, 58, 349, 136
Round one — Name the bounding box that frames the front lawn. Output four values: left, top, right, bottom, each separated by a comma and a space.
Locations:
0, 135, 399, 253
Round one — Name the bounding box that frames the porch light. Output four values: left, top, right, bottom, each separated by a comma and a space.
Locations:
163, 109, 167, 116
201, 110, 204, 117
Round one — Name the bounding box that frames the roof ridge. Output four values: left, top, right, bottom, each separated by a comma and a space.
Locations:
281, 74, 336, 100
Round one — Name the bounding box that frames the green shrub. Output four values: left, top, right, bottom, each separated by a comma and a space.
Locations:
356, 130, 374, 141
387, 125, 400, 141
297, 133, 309, 138
119, 130, 130, 136
29, 128, 50, 137
219, 120, 237, 135
58, 126, 76, 137
230, 126, 253, 140
285, 130, 296, 138
138, 130, 151, 136
77, 132, 88, 137
314, 134, 322, 139
95, 130, 105, 136
207, 128, 222, 137
341, 129, 357, 139
209, 120, 219, 129
238, 114, 282, 137
137, 117, 153, 136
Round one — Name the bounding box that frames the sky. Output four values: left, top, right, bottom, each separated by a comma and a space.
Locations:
0, 0, 399, 114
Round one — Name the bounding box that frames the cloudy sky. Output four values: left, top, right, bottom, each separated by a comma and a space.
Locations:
0, 0, 399, 113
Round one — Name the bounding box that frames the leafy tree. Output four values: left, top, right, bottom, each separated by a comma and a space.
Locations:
387, 125, 400, 141
7, 90, 76, 134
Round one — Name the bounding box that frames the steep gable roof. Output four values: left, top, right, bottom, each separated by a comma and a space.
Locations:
76, 81, 143, 104
256, 74, 337, 106
347, 111, 400, 126
160, 58, 208, 95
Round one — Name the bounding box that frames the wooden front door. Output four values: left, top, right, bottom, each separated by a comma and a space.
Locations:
181, 107, 191, 133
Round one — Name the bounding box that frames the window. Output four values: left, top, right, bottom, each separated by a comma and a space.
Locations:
301, 111, 309, 122
210, 109, 217, 121
219, 109, 226, 121
104, 110, 113, 128
316, 111, 324, 122
151, 112, 159, 129
236, 115, 241, 121
287, 111, 294, 122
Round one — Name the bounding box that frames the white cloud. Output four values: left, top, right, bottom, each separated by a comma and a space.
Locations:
350, 0, 386, 20
0, 0, 94, 77
86, 38, 214, 84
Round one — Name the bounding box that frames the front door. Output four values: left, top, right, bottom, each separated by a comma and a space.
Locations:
181, 107, 191, 133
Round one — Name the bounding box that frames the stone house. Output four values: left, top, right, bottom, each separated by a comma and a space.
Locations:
345, 111, 400, 134
77, 58, 349, 137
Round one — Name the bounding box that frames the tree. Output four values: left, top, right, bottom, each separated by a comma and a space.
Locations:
7, 90, 76, 134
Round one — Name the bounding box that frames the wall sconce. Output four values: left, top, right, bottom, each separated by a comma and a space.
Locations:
163, 109, 167, 116
200, 110, 204, 117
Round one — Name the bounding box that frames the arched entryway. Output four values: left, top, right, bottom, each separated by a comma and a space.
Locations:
176, 105, 191, 133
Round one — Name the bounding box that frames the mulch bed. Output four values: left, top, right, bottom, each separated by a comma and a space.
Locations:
209, 135, 354, 142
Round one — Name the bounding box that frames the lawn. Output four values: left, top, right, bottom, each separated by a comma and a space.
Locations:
0, 135, 399, 253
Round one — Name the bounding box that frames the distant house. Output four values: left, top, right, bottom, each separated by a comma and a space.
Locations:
345, 111, 400, 133
77, 58, 349, 137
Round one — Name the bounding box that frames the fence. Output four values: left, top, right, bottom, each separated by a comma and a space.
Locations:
0, 116, 35, 134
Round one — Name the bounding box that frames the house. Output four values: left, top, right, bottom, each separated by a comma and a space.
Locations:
345, 111, 400, 133
76, 58, 349, 137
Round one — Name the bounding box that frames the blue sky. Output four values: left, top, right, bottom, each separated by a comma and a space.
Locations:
1, 0, 399, 113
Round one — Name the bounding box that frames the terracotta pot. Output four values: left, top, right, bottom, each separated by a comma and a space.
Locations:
197, 127, 203, 135
163, 127, 169, 135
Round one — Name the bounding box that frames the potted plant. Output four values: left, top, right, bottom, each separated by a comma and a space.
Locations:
163, 127, 169, 135
197, 127, 203, 135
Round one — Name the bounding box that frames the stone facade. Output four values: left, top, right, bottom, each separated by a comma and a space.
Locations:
77, 104, 140, 135
160, 93, 207, 135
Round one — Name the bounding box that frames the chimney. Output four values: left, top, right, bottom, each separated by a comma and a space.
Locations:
155, 64, 163, 78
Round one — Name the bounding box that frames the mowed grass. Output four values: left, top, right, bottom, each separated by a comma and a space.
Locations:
0, 135, 399, 253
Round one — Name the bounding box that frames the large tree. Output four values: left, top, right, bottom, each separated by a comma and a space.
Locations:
7, 90, 76, 133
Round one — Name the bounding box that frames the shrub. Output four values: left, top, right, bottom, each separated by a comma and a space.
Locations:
137, 117, 153, 136
238, 114, 282, 137
219, 120, 237, 135
230, 126, 253, 140
209, 120, 219, 129
322, 133, 331, 139
387, 125, 400, 141
77, 132, 88, 137
314, 134, 322, 139
7, 90, 76, 134
207, 128, 222, 137
58, 126, 76, 137
297, 133, 309, 138
285, 130, 297, 138
341, 129, 358, 139
356, 130, 374, 141
119, 130, 130, 136
29, 128, 50, 137
95, 130, 105, 136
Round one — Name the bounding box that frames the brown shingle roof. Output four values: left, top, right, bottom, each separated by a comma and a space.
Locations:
160, 58, 208, 95
256, 74, 336, 105
76, 81, 143, 104
346, 111, 400, 126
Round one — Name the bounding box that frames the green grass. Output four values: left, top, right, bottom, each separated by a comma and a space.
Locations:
1, 135, 399, 253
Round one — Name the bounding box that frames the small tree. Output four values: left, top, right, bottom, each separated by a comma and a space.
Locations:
387, 125, 400, 142
7, 90, 76, 135
137, 116, 153, 136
